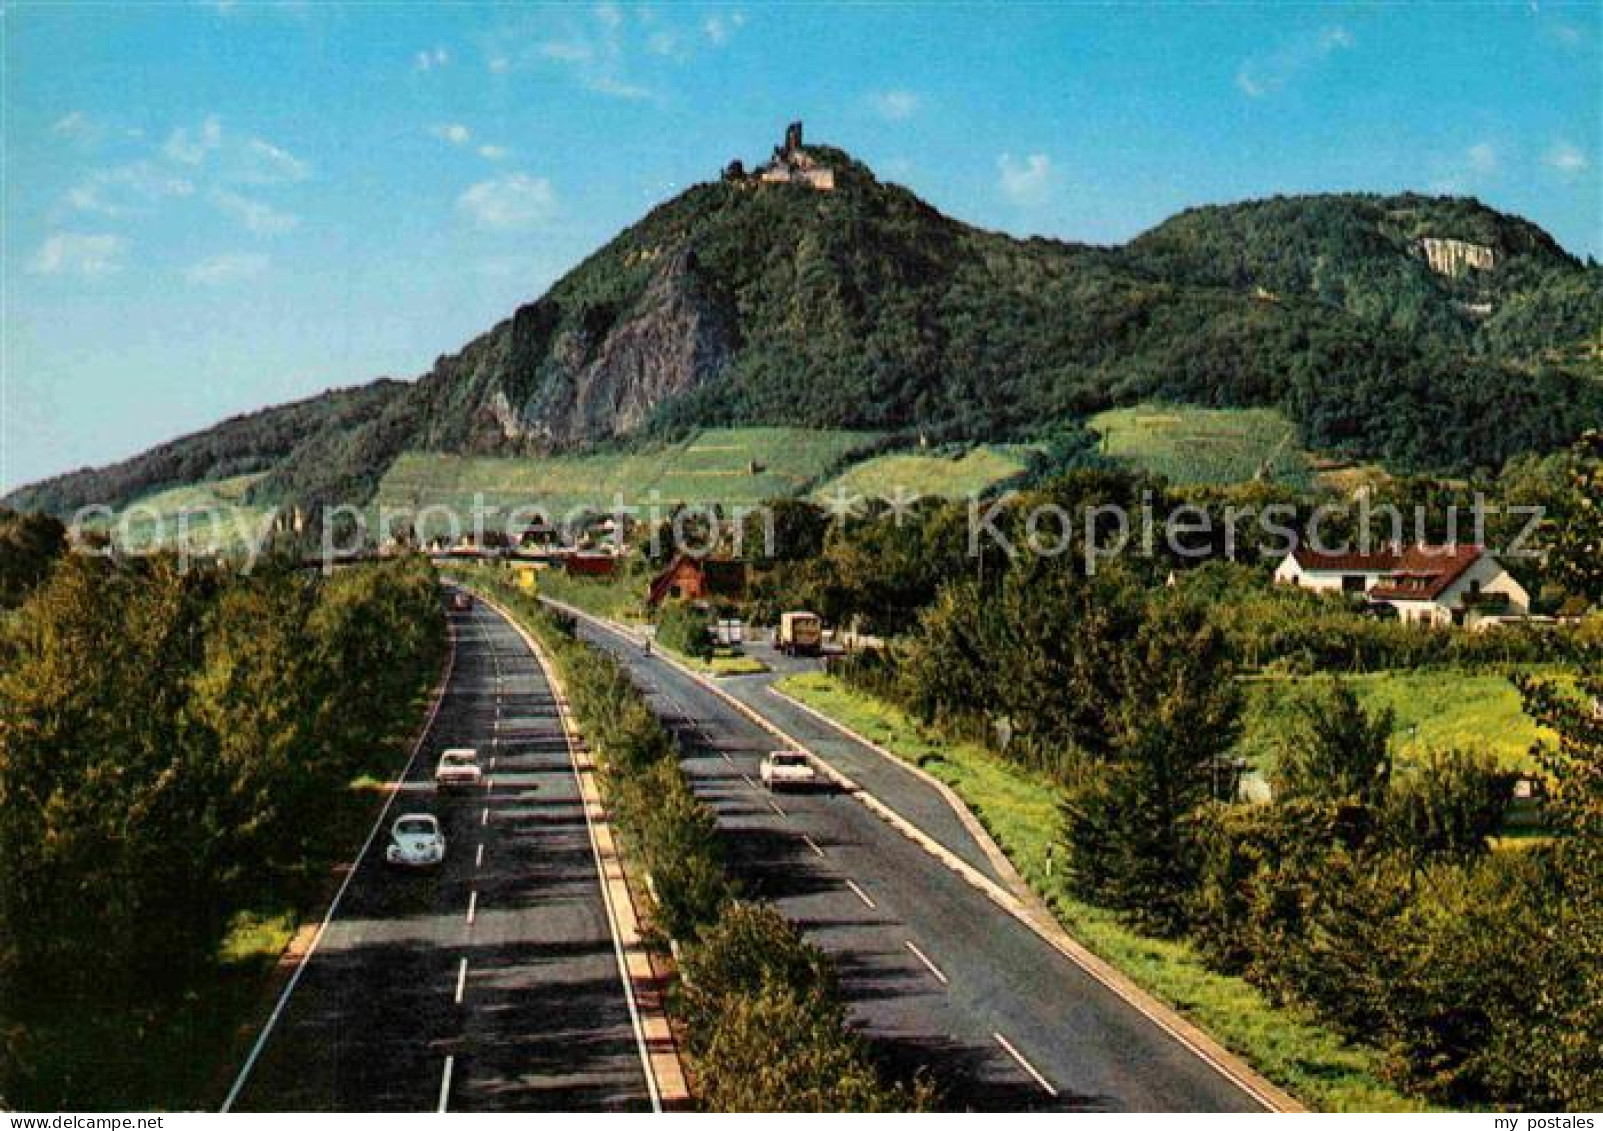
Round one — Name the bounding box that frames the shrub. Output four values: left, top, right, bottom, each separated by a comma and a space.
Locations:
656, 600, 714, 660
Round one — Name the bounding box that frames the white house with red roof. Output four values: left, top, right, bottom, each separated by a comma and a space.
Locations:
1274, 544, 1530, 627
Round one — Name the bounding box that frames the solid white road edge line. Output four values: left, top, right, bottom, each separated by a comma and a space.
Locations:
546, 600, 1293, 1112
995, 1031, 1058, 1098
480, 593, 663, 1113
219, 617, 457, 1113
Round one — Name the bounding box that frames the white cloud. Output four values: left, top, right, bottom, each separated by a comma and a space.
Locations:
539, 39, 594, 64
185, 252, 268, 285
1236, 24, 1354, 99
488, 54, 511, 73
478, 144, 510, 161
67, 161, 195, 216
415, 46, 450, 72
212, 189, 299, 235
52, 111, 98, 143
870, 90, 921, 121
998, 153, 1053, 206
164, 115, 223, 165
703, 11, 744, 45
1466, 142, 1498, 174
1545, 140, 1589, 175
585, 74, 653, 100
30, 232, 127, 278
237, 138, 311, 183
457, 173, 557, 231
431, 123, 473, 146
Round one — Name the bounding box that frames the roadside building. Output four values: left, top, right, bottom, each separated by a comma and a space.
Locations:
647, 553, 749, 606
1274, 544, 1530, 627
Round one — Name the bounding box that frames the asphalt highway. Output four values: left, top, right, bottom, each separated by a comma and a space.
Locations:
574, 617, 1266, 1113
228, 599, 651, 1112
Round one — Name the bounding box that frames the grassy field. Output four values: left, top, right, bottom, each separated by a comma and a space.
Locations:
1236, 667, 1557, 780
775, 671, 1420, 1111
375, 427, 882, 537
812, 444, 1033, 502
82, 474, 277, 554
1089, 404, 1313, 487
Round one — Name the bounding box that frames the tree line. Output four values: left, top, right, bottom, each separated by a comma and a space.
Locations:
831, 548, 1599, 1107
0, 551, 446, 1105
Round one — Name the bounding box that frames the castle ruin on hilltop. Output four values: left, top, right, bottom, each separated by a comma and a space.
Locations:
724, 122, 836, 192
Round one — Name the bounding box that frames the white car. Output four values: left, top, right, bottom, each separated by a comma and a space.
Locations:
435, 747, 482, 790
760, 750, 819, 792
385, 813, 446, 868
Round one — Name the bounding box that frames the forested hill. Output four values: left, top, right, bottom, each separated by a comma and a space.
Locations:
1126, 193, 1599, 358
8, 138, 1601, 518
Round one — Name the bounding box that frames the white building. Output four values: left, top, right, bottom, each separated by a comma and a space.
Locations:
1275, 545, 1530, 627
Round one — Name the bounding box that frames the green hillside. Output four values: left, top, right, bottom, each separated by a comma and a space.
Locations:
80, 474, 276, 553
373, 427, 879, 533
9, 139, 1600, 521
813, 445, 1033, 501
1089, 405, 1313, 486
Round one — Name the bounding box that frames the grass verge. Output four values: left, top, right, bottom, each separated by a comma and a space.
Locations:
1237, 666, 1562, 778
775, 671, 1422, 1111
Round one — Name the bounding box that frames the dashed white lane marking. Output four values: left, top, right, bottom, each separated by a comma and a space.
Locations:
475, 843, 484, 869
994, 1031, 1057, 1098
802, 834, 825, 858
740, 773, 756, 789
454, 958, 468, 1004
485, 776, 494, 792
466, 890, 478, 926
481, 806, 490, 826
844, 878, 877, 910
768, 799, 786, 817
905, 940, 949, 986
438, 1055, 455, 1112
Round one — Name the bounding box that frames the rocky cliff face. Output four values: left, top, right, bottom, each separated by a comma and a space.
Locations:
522, 248, 736, 449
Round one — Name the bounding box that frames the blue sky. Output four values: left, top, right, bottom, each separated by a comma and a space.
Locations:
4, 1, 1599, 491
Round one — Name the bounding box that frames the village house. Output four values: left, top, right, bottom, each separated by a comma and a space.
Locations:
647, 553, 749, 607
559, 551, 619, 579
1274, 544, 1530, 627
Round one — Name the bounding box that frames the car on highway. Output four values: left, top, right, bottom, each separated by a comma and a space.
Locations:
435, 747, 482, 790
384, 813, 445, 868
450, 592, 473, 612
760, 749, 819, 791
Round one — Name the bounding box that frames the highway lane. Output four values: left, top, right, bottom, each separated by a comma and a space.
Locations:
229, 600, 650, 1112
575, 617, 1265, 1113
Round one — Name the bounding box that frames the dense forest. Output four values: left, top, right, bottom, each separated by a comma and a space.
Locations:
6, 142, 1600, 519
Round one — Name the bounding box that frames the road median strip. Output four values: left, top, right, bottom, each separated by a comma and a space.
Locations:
475, 589, 689, 1112
544, 597, 1302, 1114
